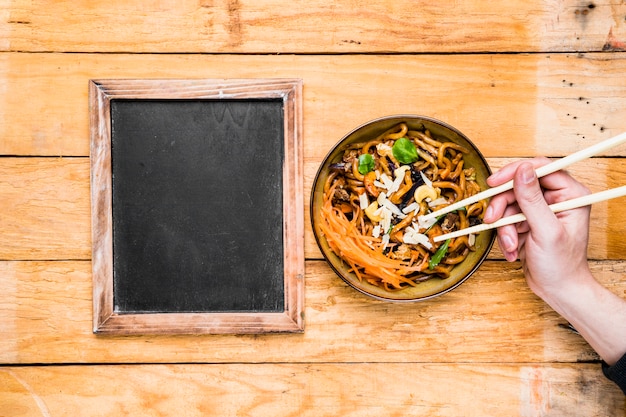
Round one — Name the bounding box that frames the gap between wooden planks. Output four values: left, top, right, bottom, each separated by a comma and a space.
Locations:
1, 1, 624, 53
1, 53, 625, 157
1, 157, 626, 261
2, 259, 626, 365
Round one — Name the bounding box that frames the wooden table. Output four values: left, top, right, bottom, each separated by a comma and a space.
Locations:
1, 1, 625, 415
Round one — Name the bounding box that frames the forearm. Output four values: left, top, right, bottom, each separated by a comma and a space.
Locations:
535, 269, 626, 366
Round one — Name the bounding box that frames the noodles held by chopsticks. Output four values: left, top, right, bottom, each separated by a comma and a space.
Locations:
319, 122, 486, 290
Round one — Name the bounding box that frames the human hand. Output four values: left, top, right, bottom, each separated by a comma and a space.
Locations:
483, 157, 592, 298
484, 158, 626, 367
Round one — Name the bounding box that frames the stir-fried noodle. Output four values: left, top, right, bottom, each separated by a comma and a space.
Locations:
319, 122, 486, 290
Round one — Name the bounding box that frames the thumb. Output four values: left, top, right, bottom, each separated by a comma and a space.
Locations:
513, 163, 556, 232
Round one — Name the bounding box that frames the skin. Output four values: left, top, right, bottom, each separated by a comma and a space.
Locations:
483, 158, 626, 366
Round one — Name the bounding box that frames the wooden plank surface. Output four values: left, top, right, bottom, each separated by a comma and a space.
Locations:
1, 52, 625, 158
0, 158, 91, 260
2, 156, 626, 262
1, 1, 625, 54
1, 363, 623, 417
3, 259, 626, 365
2, 1, 626, 412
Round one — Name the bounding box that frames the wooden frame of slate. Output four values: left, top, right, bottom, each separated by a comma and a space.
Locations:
89, 79, 304, 334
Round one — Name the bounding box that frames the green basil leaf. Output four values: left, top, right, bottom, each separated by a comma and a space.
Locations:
357, 153, 375, 175
429, 239, 450, 269
392, 137, 419, 164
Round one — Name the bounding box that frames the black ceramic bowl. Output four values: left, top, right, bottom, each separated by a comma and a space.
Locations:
311, 115, 495, 301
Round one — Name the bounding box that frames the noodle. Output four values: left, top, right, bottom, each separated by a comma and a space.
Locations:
320, 122, 486, 290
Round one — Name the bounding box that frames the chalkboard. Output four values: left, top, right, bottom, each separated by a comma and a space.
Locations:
90, 79, 304, 334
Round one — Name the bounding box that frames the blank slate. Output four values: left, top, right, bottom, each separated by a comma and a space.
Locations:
89, 79, 304, 334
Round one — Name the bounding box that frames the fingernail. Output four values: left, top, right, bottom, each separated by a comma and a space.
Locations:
486, 172, 500, 185
505, 251, 518, 262
484, 205, 493, 221
500, 233, 515, 252
521, 165, 536, 185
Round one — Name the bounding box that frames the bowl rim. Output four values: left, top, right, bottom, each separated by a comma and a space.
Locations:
310, 114, 495, 302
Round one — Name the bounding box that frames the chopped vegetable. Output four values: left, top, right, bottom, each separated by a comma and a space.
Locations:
357, 153, 375, 174
392, 137, 419, 164
424, 207, 466, 233
429, 239, 450, 269
319, 122, 487, 291
424, 214, 445, 233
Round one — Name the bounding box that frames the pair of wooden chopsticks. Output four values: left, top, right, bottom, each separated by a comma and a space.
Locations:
424, 132, 626, 243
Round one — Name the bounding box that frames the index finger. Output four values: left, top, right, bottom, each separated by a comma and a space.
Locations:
487, 157, 552, 187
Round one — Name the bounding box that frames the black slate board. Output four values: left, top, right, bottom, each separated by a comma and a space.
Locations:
110, 99, 285, 313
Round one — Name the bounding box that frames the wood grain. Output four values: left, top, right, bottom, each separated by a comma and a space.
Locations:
2, 259, 625, 365
0, 157, 91, 261
2, 156, 626, 262
1, 363, 623, 417
89, 78, 304, 334
1, 1, 625, 53
2, 1, 626, 411
1, 52, 625, 157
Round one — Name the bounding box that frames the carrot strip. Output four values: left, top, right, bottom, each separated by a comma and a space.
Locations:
317, 123, 485, 290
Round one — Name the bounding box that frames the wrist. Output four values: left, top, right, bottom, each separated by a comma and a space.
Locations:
534, 278, 591, 320
527, 264, 593, 306
532, 268, 626, 365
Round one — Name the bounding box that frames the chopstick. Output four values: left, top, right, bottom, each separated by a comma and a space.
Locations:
433, 185, 626, 243
420, 131, 626, 222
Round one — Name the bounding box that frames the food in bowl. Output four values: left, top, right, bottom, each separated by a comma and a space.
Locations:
312, 116, 494, 300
